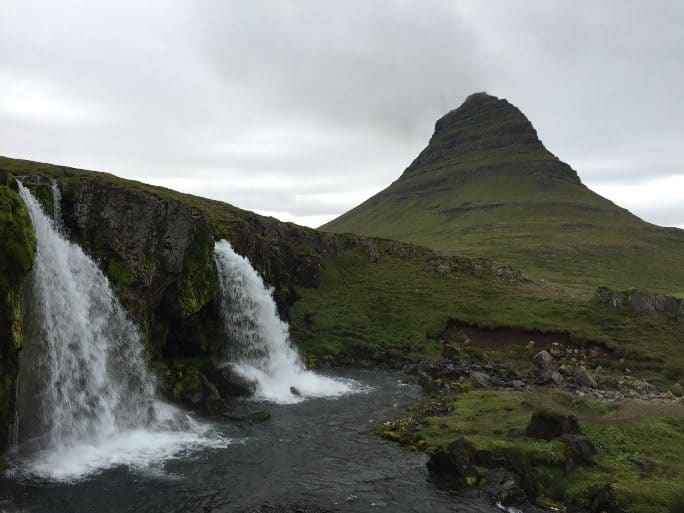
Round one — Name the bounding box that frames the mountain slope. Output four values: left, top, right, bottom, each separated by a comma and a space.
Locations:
321, 92, 684, 292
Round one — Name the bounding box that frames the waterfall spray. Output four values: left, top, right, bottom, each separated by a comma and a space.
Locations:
214, 239, 362, 404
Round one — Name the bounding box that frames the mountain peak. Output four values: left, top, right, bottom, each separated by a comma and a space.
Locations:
402, 92, 550, 179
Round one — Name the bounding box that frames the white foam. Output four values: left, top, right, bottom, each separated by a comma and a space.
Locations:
12, 401, 231, 482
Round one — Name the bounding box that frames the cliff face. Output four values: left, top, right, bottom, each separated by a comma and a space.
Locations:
16, 171, 337, 361
0, 169, 36, 451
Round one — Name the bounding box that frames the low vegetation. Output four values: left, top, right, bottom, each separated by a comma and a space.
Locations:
378, 387, 684, 513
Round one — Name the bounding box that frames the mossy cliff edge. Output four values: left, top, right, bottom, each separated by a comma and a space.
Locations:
0, 169, 36, 451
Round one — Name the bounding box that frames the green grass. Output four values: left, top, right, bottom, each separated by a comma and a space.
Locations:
382, 389, 684, 513
291, 245, 684, 381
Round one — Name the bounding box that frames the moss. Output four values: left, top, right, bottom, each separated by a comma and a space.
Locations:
177, 220, 217, 318
0, 180, 37, 452
107, 259, 134, 296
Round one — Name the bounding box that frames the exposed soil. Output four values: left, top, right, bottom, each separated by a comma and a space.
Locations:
434, 317, 612, 354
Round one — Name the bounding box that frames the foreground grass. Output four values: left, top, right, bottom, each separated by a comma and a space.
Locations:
380, 388, 684, 513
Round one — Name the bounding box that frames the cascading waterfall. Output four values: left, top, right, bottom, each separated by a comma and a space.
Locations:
50, 178, 64, 234
214, 239, 363, 404
13, 182, 227, 481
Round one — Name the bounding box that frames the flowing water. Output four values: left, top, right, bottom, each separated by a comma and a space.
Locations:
0, 370, 503, 513
11, 182, 228, 481
214, 239, 360, 404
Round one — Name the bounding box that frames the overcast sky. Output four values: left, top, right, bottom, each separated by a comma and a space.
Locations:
1, 1, 682, 228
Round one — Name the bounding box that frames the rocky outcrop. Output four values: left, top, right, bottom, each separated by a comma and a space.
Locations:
0, 172, 36, 453
596, 286, 684, 322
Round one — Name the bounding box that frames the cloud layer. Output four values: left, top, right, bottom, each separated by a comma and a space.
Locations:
1, 1, 682, 227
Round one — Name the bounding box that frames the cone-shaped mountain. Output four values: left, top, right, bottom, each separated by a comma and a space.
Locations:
322, 92, 684, 291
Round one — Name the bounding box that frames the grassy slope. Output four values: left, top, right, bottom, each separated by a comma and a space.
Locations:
290, 245, 684, 380
321, 114, 684, 294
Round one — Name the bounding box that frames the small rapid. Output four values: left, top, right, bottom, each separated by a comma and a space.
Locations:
12, 182, 228, 481
214, 239, 363, 404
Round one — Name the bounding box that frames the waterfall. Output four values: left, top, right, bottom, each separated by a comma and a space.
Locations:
13, 182, 227, 481
214, 239, 361, 404
50, 178, 64, 234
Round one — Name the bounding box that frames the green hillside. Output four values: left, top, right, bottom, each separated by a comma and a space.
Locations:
322, 92, 684, 292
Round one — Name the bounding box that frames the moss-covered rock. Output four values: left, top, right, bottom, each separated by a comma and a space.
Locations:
0, 178, 37, 452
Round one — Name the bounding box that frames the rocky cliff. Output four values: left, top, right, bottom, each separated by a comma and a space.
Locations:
9, 162, 337, 362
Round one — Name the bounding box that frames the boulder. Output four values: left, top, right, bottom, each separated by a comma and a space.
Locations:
222, 404, 271, 423
560, 434, 597, 470
597, 287, 684, 322
526, 409, 580, 441
573, 365, 598, 388
533, 350, 555, 371
480, 468, 525, 505
290, 386, 301, 397
218, 364, 258, 396
426, 437, 476, 479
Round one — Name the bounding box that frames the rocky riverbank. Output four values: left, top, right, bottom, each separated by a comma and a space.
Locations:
378, 330, 684, 513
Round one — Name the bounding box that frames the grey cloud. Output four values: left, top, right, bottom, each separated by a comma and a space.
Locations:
0, 0, 682, 227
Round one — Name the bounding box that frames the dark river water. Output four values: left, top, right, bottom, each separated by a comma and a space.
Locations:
0, 370, 502, 513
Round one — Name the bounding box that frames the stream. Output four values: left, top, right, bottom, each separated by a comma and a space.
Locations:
1, 370, 501, 513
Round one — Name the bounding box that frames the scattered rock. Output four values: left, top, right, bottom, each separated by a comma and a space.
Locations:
533, 350, 554, 371
526, 340, 535, 350
526, 409, 580, 441
558, 364, 573, 376
480, 468, 525, 505
521, 399, 536, 409
573, 366, 598, 388
470, 371, 490, 388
